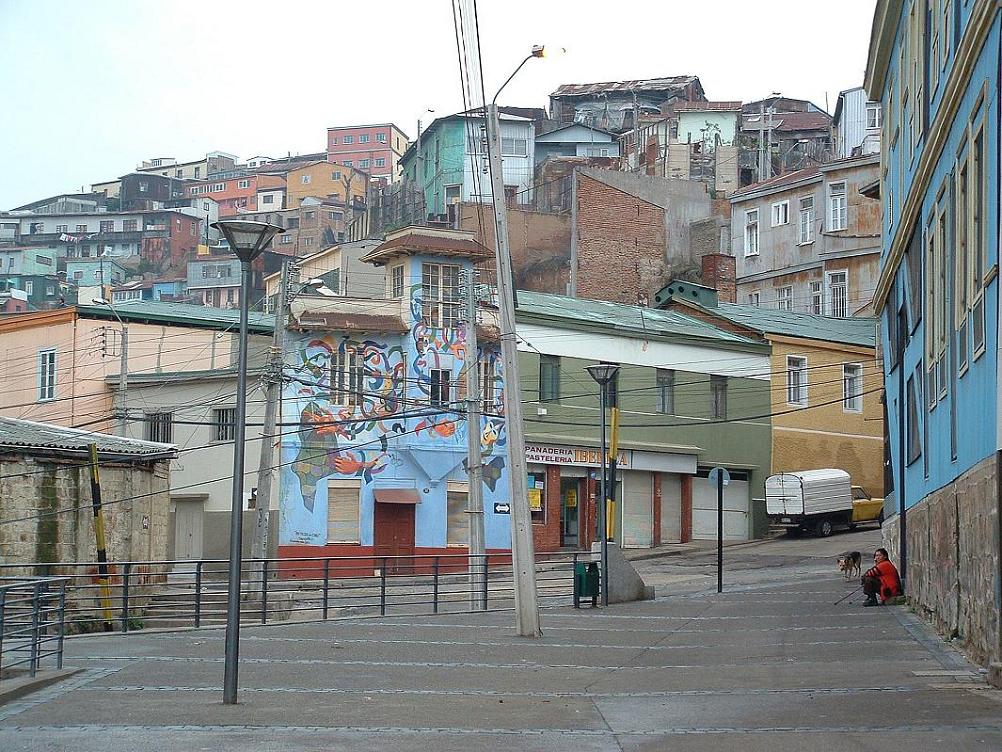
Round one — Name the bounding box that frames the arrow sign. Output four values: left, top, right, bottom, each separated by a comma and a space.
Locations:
493, 502, 511, 514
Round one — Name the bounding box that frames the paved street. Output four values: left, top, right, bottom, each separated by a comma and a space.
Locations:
3, 529, 1001, 751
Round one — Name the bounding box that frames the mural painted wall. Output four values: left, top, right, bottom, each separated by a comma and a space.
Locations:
278, 254, 512, 551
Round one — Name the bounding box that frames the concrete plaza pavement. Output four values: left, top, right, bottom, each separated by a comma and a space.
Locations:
2, 528, 1002, 750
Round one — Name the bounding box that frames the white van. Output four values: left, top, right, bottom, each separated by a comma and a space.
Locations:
766, 469, 854, 537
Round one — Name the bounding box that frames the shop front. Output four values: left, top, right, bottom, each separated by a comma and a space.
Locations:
525, 443, 698, 551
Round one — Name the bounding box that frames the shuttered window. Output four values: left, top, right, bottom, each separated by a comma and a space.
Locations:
446, 483, 469, 547
327, 481, 361, 543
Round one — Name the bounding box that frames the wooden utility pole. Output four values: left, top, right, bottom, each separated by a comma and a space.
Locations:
87, 443, 114, 632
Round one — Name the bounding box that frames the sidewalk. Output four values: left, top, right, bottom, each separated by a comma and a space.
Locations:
2, 571, 999, 751
622, 532, 783, 562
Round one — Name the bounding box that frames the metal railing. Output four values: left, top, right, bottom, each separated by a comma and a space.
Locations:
0, 552, 587, 634
0, 577, 68, 681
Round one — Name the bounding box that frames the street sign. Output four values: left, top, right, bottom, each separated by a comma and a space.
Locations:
707, 467, 731, 487
493, 502, 511, 514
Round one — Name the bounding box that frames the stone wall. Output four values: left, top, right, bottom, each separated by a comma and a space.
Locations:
882, 454, 1001, 667
0, 454, 171, 571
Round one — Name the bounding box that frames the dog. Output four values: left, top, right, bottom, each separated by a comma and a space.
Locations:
837, 551, 861, 580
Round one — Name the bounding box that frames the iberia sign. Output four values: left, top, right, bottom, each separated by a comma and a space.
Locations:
525, 443, 629, 468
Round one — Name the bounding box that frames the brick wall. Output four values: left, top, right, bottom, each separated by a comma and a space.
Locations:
882, 454, 1001, 667
701, 253, 736, 303
0, 455, 171, 570
575, 174, 667, 304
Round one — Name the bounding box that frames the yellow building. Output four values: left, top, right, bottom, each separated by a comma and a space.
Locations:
662, 282, 884, 497
285, 160, 369, 209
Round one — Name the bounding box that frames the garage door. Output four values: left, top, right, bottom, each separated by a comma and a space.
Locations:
692, 473, 749, 541
620, 471, 652, 548
660, 474, 682, 544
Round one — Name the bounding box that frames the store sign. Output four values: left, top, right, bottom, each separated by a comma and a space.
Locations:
525, 443, 629, 468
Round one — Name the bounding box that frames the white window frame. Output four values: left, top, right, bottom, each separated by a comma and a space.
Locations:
301, 174, 312, 185
776, 286, 793, 311
866, 104, 881, 129
390, 264, 404, 298
771, 200, 789, 226
743, 209, 759, 256
797, 196, 814, 244
421, 263, 461, 328
359, 133, 370, 143
809, 280, 823, 314
843, 363, 863, 412
342, 135, 354, 144
37, 349, 56, 401
331, 348, 363, 406
828, 181, 847, 231
786, 355, 807, 406
376, 133, 387, 143
237, 179, 250, 189
826, 271, 848, 317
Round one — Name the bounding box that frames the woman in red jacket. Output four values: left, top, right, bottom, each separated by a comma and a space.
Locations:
862, 548, 902, 606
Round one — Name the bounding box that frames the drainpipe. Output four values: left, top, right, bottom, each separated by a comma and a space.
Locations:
897, 303, 907, 587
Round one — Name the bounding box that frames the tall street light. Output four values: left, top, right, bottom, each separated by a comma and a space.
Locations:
212, 219, 284, 705
585, 363, 619, 607
485, 44, 556, 638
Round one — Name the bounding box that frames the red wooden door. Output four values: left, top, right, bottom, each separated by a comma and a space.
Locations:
373, 503, 415, 573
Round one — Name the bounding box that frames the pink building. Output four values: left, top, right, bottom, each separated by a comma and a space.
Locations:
326, 123, 409, 182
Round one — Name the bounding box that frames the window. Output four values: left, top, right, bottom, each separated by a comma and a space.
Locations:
843, 363, 863, 412
76, 224, 88, 233
359, 159, 370, 169
430, 368, 452, 407
387, 264, 404, 298
798, 196, 814, 243
866, 104, 881, 129
45, 284, 54, 295
332, 170, 342, 180
527, 471, 546, 523
481, 359, 495, 413
971, 126, 986, 357
906, 376, 921, 464
777, 286, 792, 311
262, 194, 274, 205
280, 234, 292, 244
342, 135, 354, 144
212, 407, 236, 442
374, 158, 386, 168
301, 174, 312, 185
211, 183, 225, 192
421, 263, 461, 328
343, 160, 353, 167
144, 412, 173, 443
710, 375, 727, 420
331, 348, 363, 406
303, 236, 313, 246
376, 133, 386, 143
37, 349, 56, 401
538, 355, 560, 402
809, 281, 823, 314
327, 480, 361, 543
330, 136, 339, 145
99, 220, 114, 233
72, 270, 83, 281
237, 179, 250, 189
743, 209, 759, 256
828, 182, 847, 230
501, 137, 528, 156
446, 483, 469, 546
55, 224, 67, 233
786, 356, 807, 406
176, 168, 183, 178
826, 271, 848, 317
194, 167, 200, 178
771, 201, 789, 226
747, 291, 760, 306
94, 270, 103, 282
656, 369, 674, 414
25, 280, 34, 295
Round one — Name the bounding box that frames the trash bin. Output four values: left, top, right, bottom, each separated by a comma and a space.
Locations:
573, 561, 600, 608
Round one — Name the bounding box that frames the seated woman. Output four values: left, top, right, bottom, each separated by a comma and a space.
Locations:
862, 548, 902, 607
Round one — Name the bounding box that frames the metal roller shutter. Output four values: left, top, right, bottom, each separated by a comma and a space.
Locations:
660, 473, 682, 544
691, 475, 749, 541
620, 471, 653, 548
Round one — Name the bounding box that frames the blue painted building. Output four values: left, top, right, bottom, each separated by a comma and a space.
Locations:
865, 0, 1000, 667
277, 226, 509, 573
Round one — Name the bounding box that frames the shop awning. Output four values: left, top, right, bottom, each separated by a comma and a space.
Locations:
374, 488, 421, 504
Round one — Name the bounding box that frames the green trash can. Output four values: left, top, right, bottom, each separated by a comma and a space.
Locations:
574, 561, 600, 608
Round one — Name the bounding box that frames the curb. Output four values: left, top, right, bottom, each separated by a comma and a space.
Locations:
0, 667, 81, 706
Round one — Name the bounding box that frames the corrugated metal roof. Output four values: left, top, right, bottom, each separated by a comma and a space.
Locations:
705, 303, 876, 347
551, 76, 699, 97
674, 100, 743, 112
77, 300, 275, 334
0, 417, 176, 458
516, 291, 765, 349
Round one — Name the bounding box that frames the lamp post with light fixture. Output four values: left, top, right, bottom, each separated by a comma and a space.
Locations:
585, 362, 619, 607
211, 219, 284, 706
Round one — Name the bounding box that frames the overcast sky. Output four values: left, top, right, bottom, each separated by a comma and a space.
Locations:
0, 0, 877, 210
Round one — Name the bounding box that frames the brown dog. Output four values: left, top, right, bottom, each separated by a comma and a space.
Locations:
837, 551, 861, 580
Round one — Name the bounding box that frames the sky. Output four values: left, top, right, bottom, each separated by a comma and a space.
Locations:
0, 0, 877, 210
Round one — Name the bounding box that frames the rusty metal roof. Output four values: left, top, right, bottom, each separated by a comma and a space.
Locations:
674, 100, 742, 112
551, 76, 700, 97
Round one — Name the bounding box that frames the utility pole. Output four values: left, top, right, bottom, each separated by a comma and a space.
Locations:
252, 260, 289, 571
485, 102, 541, 637
757, 101, 765, 182
765, 105, 775, 180
117, 323, 129, 437
632, 92, 641, 173
87, 443, 114, 632
463, 268, 486, 610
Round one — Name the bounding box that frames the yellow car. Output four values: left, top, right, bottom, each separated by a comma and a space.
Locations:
851, 485, 884, 525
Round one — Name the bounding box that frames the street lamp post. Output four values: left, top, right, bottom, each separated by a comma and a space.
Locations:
212, 219, 284, 706
586, 363, 619, 607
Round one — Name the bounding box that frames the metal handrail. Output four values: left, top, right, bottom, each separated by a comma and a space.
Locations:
0, 577, 69, 681
0, 552, 585, 636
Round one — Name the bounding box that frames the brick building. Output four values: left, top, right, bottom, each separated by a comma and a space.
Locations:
326, 123, 409, 183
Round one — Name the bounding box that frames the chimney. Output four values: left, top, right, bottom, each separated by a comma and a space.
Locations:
701, 253, 736, 303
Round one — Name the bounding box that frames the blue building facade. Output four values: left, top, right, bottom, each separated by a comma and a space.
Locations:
865, 0, 1000, 666
276, 228, 510, 572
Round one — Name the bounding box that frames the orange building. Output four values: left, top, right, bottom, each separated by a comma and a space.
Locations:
285, 161, 368, 210
186, 174, 286, 216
